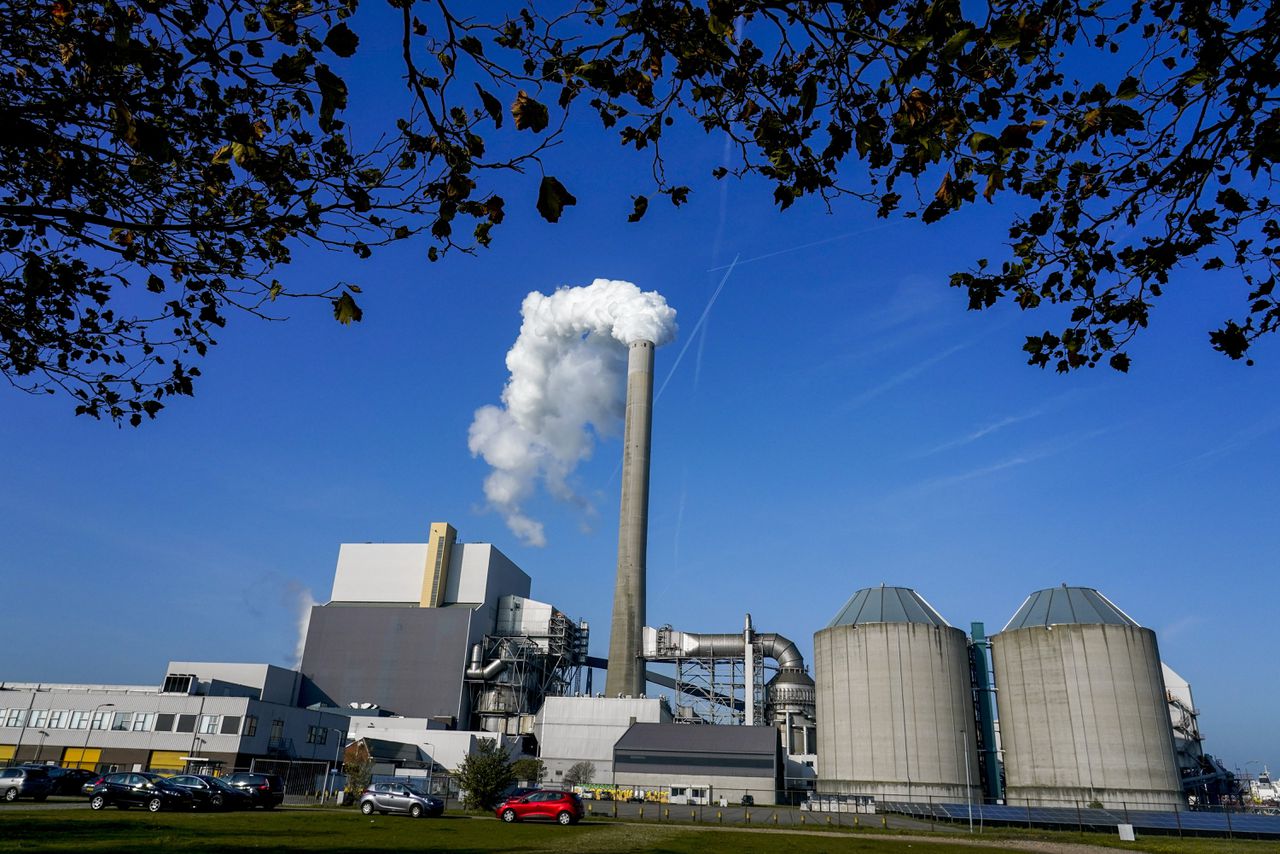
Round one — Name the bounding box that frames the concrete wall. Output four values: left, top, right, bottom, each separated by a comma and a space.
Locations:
535, 697, 671, 782
349, 720, 521, 773
992, 623, 1182, 809
164, 662, 300, 706
299, 605, 476, 721
330, 543, 429, 603
605, 771, 778, 805
814, 622, 979, 802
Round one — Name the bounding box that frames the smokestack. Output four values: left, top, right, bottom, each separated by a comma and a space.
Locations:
606, 339, 655, 697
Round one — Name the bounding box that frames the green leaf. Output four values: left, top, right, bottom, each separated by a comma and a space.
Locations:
324, 22, 359, 58
627, 194, 648, 222
332, 290, 363, 325
315, 64, 348, 132
798, 77, 817, 120
536, 176, 576, 222
1115, 75, 1140, 100
511, 90, 549, 132
271, 50, 312, 84
475, 84, 503, 128
459, 35, 483, 56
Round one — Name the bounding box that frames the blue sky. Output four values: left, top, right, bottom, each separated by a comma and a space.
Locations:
4, 8, 1279, 778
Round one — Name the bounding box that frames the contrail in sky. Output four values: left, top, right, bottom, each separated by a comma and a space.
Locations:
655, 255, 739, 401
707, 222, 900, 272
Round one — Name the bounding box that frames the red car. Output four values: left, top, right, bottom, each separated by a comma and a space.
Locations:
495, 789, 584, 825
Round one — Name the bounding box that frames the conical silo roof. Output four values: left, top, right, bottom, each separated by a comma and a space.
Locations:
1002, 585, 1140, 631
826, 585, 950, 628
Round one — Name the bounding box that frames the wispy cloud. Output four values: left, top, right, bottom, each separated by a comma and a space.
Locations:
1191, 411, 1280, 462
904, 426, 1116, 497
1159, 614, 1206, 643
707, 221, 901, 272
916, 410, 1044, 459
840, 342, 969, 412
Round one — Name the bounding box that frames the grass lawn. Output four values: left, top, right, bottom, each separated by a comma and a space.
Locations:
1, 808, 1278, 853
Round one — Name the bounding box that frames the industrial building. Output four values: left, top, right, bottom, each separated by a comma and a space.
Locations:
0, 663, 350, 774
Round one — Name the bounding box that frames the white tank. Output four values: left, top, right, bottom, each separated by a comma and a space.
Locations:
992, 586, 1182, 810
814, 586, 979, 802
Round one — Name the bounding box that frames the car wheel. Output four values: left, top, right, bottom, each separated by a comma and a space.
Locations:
501, 808, 518, 823
3, 788, 17, 802
410, 804, 423, 818
90, 795, 106, 811
147, 797, 163, 813
557, 810, 574, 825
210, 795, 223, 810
360, 801, 374, 815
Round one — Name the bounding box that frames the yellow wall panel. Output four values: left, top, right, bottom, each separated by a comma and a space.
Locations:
61, 747, 101, 769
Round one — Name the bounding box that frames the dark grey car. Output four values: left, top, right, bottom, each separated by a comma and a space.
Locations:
0, 767, 55, 802
358, 782, 444, 818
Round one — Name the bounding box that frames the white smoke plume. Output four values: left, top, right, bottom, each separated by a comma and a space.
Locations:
285, 581, 317, 668
469, 279, 677, 547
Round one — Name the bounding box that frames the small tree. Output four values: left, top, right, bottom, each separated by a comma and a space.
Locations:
453, 738, 514, 811
562, 761, 596, 787
510, 757, 544, 786
343, 756, 373, 801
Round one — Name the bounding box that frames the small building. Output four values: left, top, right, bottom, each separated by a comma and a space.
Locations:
612, 723, 780, 805
535, 696, 672, 782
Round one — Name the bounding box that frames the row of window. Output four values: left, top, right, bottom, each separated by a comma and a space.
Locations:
0, 708, 264, 738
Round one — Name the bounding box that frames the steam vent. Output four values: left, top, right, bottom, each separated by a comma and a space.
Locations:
992, 585, 1183, 810
814, 585, 979, 803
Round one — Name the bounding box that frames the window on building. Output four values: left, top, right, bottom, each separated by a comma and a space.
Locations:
29, 710, 48, 728
269, 719, 284, 741
5, 708, 26, 727
242, 716, 258, 737
90, 710, 112, 730
47, 710, 66, 729
154, 714, 175, 732
0, 709, 7, 725
161, 674, 193, 694
198, 715, 219, 735
69, 710, 89, 730
306, 726, 327, 745
132, 713, 154, 732
220, 716, 240, 735
175, 715, 196, 733
111, 712, 133, 731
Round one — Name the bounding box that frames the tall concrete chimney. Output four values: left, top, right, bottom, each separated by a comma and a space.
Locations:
606, 339, 654, 697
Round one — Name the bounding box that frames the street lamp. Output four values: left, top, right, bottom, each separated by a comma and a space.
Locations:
324, 731, 345, 804
81, 703, 114, 771
422, 742, 435, 795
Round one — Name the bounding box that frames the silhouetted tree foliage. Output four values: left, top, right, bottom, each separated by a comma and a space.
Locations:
563, 760, 596, 785
4, 0, 1278, 422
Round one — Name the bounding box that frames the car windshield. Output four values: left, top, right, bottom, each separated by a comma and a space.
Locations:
406, 785, 430, 797
208, 778, 237, 792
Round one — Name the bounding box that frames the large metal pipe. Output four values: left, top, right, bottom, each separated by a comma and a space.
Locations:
676, 631, 806, 671
606, 340, 654, 697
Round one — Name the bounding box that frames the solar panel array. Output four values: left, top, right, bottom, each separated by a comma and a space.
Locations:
879, 801, 1280, 838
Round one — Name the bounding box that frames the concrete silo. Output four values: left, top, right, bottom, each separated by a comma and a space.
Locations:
992, 586, 1182, 810
814, 586, 979, 802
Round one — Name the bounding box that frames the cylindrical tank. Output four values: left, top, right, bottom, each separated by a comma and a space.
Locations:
992, 586, 1182, 810
814, 585, 979, 802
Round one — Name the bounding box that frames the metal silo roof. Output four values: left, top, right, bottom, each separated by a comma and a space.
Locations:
826, 585, 951, 628
1002, 585, 1140, 631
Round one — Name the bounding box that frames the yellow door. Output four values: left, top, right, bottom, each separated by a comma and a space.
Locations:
61, 747, 101, 769
0, 745, 15, 762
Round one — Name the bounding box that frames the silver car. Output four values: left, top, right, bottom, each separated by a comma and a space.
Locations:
0, 767, 55, 802
358, 782, 443, 818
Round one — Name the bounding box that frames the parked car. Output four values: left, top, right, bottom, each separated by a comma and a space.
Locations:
168, 774, 255, 811
495, 789, 584, 825
358, 782, 444, 818
740, 794, 755, 807
87, 772, 195, 812
223, 772, 285, 809
39, 767, 100, 796
0, 767, 55, 802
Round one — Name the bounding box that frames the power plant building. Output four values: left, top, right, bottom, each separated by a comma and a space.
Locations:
813, 586, 980, 803
991, 586, 1183, 810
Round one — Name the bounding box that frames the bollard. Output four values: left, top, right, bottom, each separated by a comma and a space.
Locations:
639, 806, 644, 819
826, 815, 832, 825
800, 814, 805, 825
664, 808, 669, 821
690, 809, 695, 822
881, 815, 887, 828
745, 811, 751, 823
854, 815, 859, 827
717, 811, 722, 824
772, 813, 778, 825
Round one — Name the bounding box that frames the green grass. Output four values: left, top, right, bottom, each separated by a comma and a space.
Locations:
0, 808, 1277, 853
